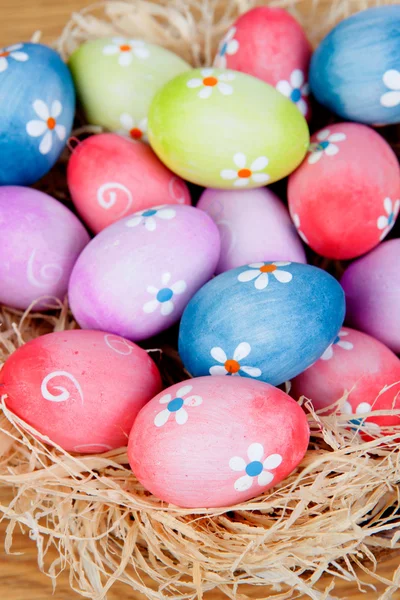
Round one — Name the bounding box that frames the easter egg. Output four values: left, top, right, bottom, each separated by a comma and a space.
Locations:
67, 133, 191, 233
68, 37, 190, 134
288, 123, 400, 260
1, 330, 162, 453
148, 68, 309, 188
197, 188, 306, 274
0, 42, 75, 185
69, 205, 220, 341
178, 262, 345, 386
128, 376, 309, 508
341, 239, 400, 353
0, 186, 89, 311
214, 7, 312, 119
309, 6, 400, 125
291, 327, 400, 437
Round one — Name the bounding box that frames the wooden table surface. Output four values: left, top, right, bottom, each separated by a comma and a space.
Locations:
1, 1, 400, 599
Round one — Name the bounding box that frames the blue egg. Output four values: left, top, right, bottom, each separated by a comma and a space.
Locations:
309, 6, 400, 125
178, 262, 345, 386
0, 43, 75, 185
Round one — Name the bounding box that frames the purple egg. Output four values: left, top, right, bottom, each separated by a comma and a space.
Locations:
341, 239, 400, 353
68, 205, 221, 341
0, 186, 90, 310
197, 188, 306, 274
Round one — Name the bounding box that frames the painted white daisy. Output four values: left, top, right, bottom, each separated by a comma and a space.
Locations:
26, 100, 66, 155
380, 69, 400, 108
118, 113, 148, 142
220, 153, 270, 187
276, 69, 309, 116
292, 213, 309, 244
214, 27, 239, 68
377, 197, 400, 241
342, 401, 381, 436
126, 205, 176, 232
320, 330, 353, 361
102, 37, 150, 66
187, 68, 235, 99
209, 342, 262, 378
238, 262, 292, 290
229, 443, 282, 492
0, 43, 28, 72
154, 384, 203, 427
308, 129, 346, 164
143, 272, 186, 316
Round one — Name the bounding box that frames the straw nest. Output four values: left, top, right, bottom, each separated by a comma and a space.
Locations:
1, 1, 400, 599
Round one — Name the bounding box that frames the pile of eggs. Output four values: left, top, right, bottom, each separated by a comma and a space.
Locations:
0, 5, 399, 509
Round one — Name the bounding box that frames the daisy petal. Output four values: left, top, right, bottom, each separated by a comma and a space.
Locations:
33, 99, 49, 120
272, 269, 292, 283
11, 51, 28, 61
51, 100, 62, 118
0, 57, 7, 72
356, 402, 372, 415
320, 345, 333, 361
120, 113, 134, 129
103, 44, 119, 55
250, 156, 269, 171
154, 409, 170, 427
317, 129, 330, 141
158, 208, 176, 220
383, 69, 400, 91
176, 384, 193, 398
214, 54, 226, 68
160, 300, 174, 315
328, 133, 346, 142
184, 395, 203, 407
297, 98, 308, 116
234, 178, 249, 187
7, 44, 23, 51
175, 408, 188, 425
119, 52, 133, 67
227, 39, 239, 55
258, 471, 274, 487
241, 366, 262, 377
233, 342, 251, 362
252, 173, 270, 184
26, 119, 47, 137
39, 131, 53, 155
55, 124, 66, 141
209, 365, 228, 376
384, 196, 393, 215
238, 269, 260, 282
290, 69, 304, 88
229, 456, 247, 471
248, 262, 264, 268
273, 261, 291, 267
219, 72, 236, 82
263, 454, 283, 469
325, 143, 339, 156
217, 82, 233, 95
380, 91, 400, 108
187, 78, 202, 88
126, 216, 142, 228
377, 215, 389, 230
159, 393, 172, 404
161, 272, 171, 285
255, 272, 269, 290
220, 169, 237, 180
210, 346, 227, 363
342, 401, 353, 415
233, 152, 246, 169
145, 217, 157, 231
248, 442, 264, 462
308, 151, 322, 164
198, 86, 213, 99
201, 68, 214, 77
234, 474, 253, 492
338, 340, 353, 350
134, 47, 150, 59
171, 280, 186, 295
143, 299, 159, 314
276, 80, 292, 97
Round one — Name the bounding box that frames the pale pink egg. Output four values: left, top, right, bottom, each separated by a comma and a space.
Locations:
1, 330, 162, 453
67, 133, 191, 233
128, 376, 309, 508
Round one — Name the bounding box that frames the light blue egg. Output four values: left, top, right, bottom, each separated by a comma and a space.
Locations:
0, 43, 75, 185
178, 262, 345, 386
309, 6, 400, 125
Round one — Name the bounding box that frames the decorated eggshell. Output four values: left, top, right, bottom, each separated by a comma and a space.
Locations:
67, 133, 191, 233
148, 68, 309, 188
178, 262, 345, 386
68, 205, 220, 341
1, 330, 162, 453
0, 42, 75, 185
341, 240, 400, 354
0, 186, 89, 311
288, 123, 400, 260
291, 327, 400, 437
68, 37, 190, 134
197, 188, 306, 274
214, 7, 312, 119
128, 376, 309, 508
310, 6, 400, 125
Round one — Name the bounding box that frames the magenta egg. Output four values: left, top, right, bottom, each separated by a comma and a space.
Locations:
1, 330, 162, 453
128, 376, 310, 508
197, 187, 306, 273
288, 123, 400, 259
0, 186, 89, 310
67, 133, 191, 233
214, 7, 312, 119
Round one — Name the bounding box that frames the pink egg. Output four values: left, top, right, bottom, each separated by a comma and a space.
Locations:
288, 123, 400, 259
1, 330, 162, 453
67, 133, 191, 233
197, 187, 306, 273
291, 327, 400, 437
128, 376, 309, 508
214, 7, 312, 119
0, 186, 89, 311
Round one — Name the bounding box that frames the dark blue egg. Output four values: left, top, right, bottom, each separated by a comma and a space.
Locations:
178, 262, 345, 386
309, 6, 400, 125
0, 43, 75, 185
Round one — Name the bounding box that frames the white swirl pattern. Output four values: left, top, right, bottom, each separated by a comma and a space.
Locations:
104, 334, 134, 355
27, 249, 63, 288
97, 182, 133, 217
41, 371, 84, 403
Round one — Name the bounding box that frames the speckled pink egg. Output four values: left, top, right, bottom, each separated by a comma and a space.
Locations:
197, 187, 306, 273
67, 133, 191, 233
341, 239, 400, 353
68, 205, 220, 341
1, 330, 162, 453
0, 186, 89, 310
128, 376, 310, 508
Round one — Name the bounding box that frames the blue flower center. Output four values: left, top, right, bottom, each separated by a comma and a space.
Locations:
142, 209, 157, 217
333, 335, 341, 345
317, 141, 330, 151
245, 461, 263, 477
290, 88, 301, 102
157, 287, 173, 302
167, 397, 184, 412
388, 212, 394, 226
220, 42, 228, 57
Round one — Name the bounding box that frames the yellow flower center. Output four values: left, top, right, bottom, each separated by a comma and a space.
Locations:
224, 359, 240, 374
203, 76, 218, 87
47, 117, 56, 130
259, 264, 277, 273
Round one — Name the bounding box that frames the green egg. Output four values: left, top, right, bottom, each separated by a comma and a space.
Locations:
148, 68, 310, 188
68, 37, 190, 137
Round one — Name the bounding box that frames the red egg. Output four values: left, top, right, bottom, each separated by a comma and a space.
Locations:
1, 330, 162, 452
214, 7, 312, 119
67, 133, 191, 233
288, 123, 400, 259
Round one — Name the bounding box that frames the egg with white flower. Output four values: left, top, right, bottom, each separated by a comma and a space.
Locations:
0, 42, 75, 185
128, 376, 310, 508
148, 68, 309, 188
178, 262, 345, 386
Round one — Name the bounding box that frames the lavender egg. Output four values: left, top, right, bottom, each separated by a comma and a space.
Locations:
68, 205, 221, 341
197, 188, 306, 273
0, 186, 90, 310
